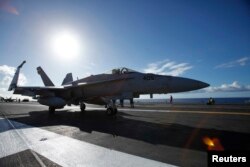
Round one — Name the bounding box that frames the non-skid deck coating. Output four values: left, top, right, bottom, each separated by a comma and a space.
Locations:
0, 102, 250, 167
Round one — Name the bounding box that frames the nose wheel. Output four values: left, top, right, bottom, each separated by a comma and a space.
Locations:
106, 107, 117, 116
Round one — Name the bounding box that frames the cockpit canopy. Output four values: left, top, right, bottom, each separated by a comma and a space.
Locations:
105, 67, 138, 74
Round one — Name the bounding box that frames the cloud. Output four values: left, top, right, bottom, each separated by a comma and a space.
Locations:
0, 65, 15, 75
83, 62, 96, 70
1, 76, 12, 86
0, 65, 27, 89
0, 88, 7, 91
215, 57, 249, 69
204, 81, 250, 93
144, 59, 192, 76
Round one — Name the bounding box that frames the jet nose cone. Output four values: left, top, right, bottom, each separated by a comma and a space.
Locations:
198, 81, 210, 89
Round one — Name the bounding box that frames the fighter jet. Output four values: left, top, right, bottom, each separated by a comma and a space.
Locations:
8, 61, 209, 115
0, 96, 16, 102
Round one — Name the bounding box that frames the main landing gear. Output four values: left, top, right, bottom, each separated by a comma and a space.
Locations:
106, 100, 117, 116
49, 106, 55, 114
80, 102, 86, 112
106, 107, 117, 116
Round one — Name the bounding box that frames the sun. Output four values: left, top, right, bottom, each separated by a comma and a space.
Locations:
50, 31, 81, 60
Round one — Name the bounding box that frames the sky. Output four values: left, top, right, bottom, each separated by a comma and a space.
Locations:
0, 0, 250, 99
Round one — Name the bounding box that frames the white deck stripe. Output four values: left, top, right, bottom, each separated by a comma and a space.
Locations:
0, 117, 176, 167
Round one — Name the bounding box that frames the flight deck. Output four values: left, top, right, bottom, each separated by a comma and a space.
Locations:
0, 102, 250, 167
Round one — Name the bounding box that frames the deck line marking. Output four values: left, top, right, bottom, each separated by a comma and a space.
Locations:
0, 117, 176, 167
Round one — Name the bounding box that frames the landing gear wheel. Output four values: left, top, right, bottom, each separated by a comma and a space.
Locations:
106, 107, 117, 116
80, 103, 86, 112
49, 107, 55, 114
106, 107, 113, 116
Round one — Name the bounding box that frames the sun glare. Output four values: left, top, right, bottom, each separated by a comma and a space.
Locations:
50, 31, 81, 60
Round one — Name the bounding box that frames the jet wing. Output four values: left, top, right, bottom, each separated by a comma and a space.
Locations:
13, 77, 132, 97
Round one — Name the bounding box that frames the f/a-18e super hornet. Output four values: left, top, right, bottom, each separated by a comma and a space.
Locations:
8, 61, 209, 115
0, 96, 16, 102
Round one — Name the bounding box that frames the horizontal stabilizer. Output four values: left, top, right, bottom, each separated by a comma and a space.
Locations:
37, 66, 55, 86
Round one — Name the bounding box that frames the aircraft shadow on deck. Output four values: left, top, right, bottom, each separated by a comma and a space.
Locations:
5, 110, 250, 152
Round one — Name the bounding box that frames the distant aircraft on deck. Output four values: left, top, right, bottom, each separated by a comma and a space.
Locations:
8, 61, 209, 115
0, 96, 16, 102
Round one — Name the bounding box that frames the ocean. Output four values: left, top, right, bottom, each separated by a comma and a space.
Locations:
134, 97, 250, 105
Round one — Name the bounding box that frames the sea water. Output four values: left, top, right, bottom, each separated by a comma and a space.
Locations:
134, 97, 250, 105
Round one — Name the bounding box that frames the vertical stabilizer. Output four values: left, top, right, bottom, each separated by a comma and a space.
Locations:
62, 73, 73, 85
37, 66, 55, 86
8, 61, 26, 91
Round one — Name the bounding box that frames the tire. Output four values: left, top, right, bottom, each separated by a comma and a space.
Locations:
49, 107, 55, 114
106, 107, 113, 116
106, 107, 118, 116
80, 103, 86, 112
